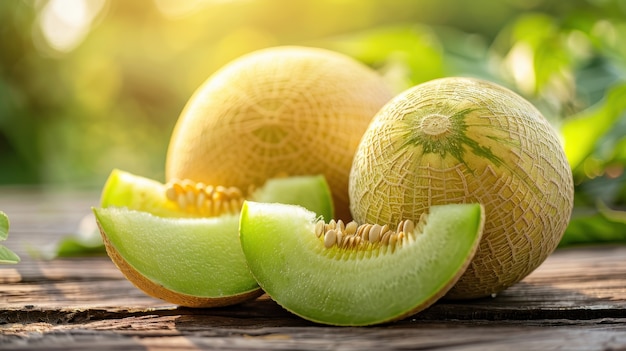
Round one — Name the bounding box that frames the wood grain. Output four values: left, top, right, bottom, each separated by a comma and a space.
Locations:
1, 188, 625, 350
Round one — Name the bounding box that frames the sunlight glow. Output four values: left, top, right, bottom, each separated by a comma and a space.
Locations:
505, 42, 535, 94
39, 0, 106, 53
154, 0, 244, 19
154, 0, 208, 18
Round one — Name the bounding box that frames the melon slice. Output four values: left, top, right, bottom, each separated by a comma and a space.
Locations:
239, 201, 485, 326
100, 169, 333, 220
94, 208, 256, 307
94, 169, 334, 307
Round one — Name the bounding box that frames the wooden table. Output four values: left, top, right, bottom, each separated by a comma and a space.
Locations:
1, 188, 625, 350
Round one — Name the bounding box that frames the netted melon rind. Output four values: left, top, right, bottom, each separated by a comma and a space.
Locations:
349, 77, 574, 299
166, 46, 395, 221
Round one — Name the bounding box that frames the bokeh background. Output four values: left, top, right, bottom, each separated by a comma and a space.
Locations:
1, 0, 626, 245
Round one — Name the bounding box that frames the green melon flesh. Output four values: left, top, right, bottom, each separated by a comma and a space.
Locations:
239, 202, 485, 326
100, 168, 333, 220
94, 208, 254, 299
252, 176, 333, 220
100, 169, 183, 217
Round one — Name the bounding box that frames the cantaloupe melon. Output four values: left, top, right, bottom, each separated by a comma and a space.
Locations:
166, 46, 395, 221
349, 77, 574, 299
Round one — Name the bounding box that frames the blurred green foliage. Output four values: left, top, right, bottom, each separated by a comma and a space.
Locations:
1, 0, 626, 246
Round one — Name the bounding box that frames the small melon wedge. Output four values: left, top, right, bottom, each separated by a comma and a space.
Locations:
94, 169, 334, 307
94, 208, 258, 307
239, 202, 485, 326
100, 169, 334, 220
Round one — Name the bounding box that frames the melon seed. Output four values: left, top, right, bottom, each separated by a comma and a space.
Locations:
315, 221, 325, 238
314, 218, 416, 250
369, 224, 382, 243
324, 229, 337, 248
165, 179, 245, 216
345, 221, 358, 235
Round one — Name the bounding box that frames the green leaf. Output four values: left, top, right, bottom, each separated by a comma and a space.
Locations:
576, 172, 626, 207
0, 246, 21, 264
561, 83, 626, 171
55, 236, 106, 258
560, 203, 626, 247
0, 211, 20, 264
0, 211, 8, 241
313, 24, 445, 89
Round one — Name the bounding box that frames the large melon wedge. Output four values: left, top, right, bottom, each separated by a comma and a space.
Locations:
94, 169, 334, 307
94, 208, 257, 307
239, 201, 485, 326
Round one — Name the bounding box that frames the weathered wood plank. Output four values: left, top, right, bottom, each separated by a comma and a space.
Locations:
1, 188, 626, 350
2, 312, 626, 351
3, 245, 626, 315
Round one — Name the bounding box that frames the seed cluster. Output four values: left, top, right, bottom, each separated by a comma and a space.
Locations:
165, 179, 245, 216
315, 218, 420, 250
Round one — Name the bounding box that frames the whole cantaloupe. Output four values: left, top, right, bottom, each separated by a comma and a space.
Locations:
349, 77, 574, 299
166, 46, 395, 220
